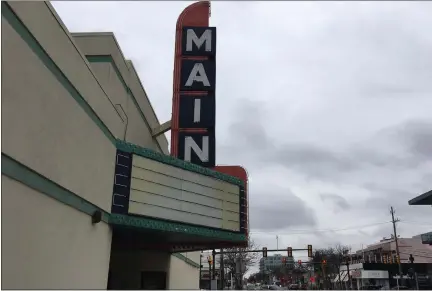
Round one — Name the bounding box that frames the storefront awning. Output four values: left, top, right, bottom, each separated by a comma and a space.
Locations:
408, 190, 432, 205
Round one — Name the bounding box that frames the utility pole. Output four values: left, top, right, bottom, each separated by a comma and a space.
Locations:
199, 253, 203, 289
391, 206, 403, 277
220, 249, 224, 290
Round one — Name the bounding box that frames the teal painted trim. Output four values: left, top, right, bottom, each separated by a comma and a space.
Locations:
116, 139, 244, 187
109, 213, 247, 242
172, 253, 200, 268
86, 55, 165, 153
1, 153, 110, 223
1, 3, 116, 146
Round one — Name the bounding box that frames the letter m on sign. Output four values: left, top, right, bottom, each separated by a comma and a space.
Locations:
181, 27, 216, 57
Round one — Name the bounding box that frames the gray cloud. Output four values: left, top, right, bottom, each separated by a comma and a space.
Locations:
51, 2, 432, 273
249, 187, 317, 231
221, 97, 432, 183
320, 193, 351, 212
392, 120, 432, 159
362, 182, 432, 222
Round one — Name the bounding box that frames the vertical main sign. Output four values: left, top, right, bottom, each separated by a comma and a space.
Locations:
171, 1, 216, 168
171, 2, 249, 244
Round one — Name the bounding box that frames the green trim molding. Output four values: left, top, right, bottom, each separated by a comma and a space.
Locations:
172, 253, 200, 268
1, 2, 117, 146
109, 214, 246, 242
116, 140, 244, 187
1, 153, 111, 223
1, 155, 205, 268
1, 153, 246, 243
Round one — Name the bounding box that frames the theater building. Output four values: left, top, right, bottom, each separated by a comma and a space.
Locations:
1, 1, 248, 289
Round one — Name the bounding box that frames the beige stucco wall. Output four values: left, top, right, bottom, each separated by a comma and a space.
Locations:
168, 254, 200, 289
72, 33, 169, 154
2, 2, 119, 212
1, 175, 112, 289
2, 1, 199, 289
1, 2, 117, 288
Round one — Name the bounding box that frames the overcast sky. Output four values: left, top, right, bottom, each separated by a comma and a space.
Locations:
52, 1, 432, 273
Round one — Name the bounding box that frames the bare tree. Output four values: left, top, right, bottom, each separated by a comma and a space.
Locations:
309, 244, 350, 289
219, 239, 261, 283
221, 239, 260, 275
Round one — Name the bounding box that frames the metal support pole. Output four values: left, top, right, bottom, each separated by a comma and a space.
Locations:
212, 249, 216, 280
199, 254, 202, 289
346, 260, 352, 290
220, 249, 225, 290
209, 261, 212, 288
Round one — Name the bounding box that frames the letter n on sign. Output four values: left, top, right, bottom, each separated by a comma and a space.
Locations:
177, 131, 215, 167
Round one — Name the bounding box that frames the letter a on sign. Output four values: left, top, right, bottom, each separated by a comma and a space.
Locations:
182, 27, 216, 56
180, 60, 216, 91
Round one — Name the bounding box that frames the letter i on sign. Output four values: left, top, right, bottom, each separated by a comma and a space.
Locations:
194, 99, 201, 123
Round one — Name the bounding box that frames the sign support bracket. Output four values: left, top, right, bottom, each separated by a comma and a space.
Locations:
152, 120, 172, 137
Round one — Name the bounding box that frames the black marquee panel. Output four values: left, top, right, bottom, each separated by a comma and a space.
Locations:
111, 150, 132, 214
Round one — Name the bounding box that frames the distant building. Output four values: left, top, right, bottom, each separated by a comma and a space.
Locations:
259, 254, 294, 272
353, 235, 432, 264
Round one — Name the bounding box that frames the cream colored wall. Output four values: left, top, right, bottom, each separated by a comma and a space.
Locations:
2, 2, 119, 212
168, 254, 200, 289
1, 175, 112, 289
2, 2, 116, 288
3, 2, 200, 289
126, 60, 170, 153
72, 33, 169, 154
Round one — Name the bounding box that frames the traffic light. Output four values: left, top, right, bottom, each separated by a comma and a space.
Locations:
383, 255, 387, 264
263, 247, 268, 258
322, 259, 327, 265
409, 254, 415, 264
307, 245, 313, 258
287, 247, 293, 257
396, 255, 400, 264
389, 255, 393, 264
298, 260, 302, 265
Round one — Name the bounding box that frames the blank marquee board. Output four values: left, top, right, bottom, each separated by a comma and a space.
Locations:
111, 150, 241, 232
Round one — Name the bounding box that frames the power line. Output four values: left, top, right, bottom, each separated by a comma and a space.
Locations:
250, 221, 391, 235
399, 220, 432, 226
